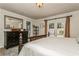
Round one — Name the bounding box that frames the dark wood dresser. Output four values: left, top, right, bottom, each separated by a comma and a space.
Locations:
4, 31, 28, 49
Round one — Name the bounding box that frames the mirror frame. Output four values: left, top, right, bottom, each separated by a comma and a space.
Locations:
4, 15, 23, 29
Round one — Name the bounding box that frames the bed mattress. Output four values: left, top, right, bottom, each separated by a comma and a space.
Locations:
19, 37, 79, 56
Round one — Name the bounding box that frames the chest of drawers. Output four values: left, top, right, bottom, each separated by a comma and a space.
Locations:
4, 31, 28, 49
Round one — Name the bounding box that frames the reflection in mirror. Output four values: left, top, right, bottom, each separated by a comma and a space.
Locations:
4, 15, 23, 29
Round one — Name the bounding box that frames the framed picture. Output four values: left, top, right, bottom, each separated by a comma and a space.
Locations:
49, 23, 54, 29
4, 15, 23, 29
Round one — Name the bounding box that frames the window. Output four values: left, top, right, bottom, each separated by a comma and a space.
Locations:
48, 20, 55, 37
49, 23, 54, 29
26, 21, 31, 37
57, 22, 64, 37
48, 18, 66, 37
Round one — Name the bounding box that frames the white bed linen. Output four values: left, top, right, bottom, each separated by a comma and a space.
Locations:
19, 37, 79, 56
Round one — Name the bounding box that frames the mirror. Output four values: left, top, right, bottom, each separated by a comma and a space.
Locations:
4, 15, 23, 29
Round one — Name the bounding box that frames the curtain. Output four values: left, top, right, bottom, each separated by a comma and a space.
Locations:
44, 20, 47, 36
65, 16, 70, 37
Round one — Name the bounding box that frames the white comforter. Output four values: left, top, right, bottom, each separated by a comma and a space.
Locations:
19, 37, 79, 56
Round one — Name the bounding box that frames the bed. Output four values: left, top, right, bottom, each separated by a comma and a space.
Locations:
19, 37, 79, 56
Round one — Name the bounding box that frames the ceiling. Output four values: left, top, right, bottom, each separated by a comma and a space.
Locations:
0, 3, 79, 19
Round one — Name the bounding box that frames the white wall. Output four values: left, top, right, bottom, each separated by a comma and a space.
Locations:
35, 10, 79, 38
0, 9, 4, 48
0, 8, 34, 48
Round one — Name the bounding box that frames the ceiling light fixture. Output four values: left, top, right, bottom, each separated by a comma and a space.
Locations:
36, 0, 44, 8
